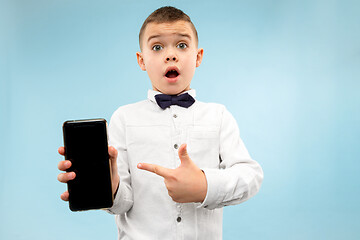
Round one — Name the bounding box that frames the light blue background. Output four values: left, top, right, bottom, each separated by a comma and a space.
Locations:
1, 0, 359, 239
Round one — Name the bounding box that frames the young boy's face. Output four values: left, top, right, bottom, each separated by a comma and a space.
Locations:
137, 20, 203, 95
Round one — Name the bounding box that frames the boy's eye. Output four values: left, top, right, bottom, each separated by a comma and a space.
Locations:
152, 45, 163, 51
177, 43, 187, 49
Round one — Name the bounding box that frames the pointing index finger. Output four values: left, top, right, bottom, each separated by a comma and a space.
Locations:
137, 163, 172, 179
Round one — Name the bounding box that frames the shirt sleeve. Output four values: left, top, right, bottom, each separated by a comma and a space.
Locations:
199, 106, 263, 210
105, 109, 134, 215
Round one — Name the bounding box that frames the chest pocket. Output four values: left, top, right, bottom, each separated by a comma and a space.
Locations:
187, 127, 220, 169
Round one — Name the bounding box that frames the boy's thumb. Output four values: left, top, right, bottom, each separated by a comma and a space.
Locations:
178, 144, 190, 164
109, 146, 118, 164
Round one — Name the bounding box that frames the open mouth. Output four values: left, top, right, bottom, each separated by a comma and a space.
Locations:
165, 69, 179, 78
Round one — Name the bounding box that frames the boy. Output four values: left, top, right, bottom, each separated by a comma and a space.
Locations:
57, 6, 263, 240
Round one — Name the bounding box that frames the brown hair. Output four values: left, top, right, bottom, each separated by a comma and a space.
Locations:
139, 6, 198, 50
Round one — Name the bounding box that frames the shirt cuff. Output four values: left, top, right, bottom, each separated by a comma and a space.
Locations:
104, 181, 131, 215
197, 168, 224, 210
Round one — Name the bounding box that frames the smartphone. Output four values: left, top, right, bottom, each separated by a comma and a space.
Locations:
62, 118, 113, 211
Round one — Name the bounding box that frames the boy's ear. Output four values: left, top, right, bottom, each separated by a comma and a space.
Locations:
196, 48, 204, 68
136, 52, 146, 71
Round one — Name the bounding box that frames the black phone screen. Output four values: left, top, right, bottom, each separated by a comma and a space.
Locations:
63, 119, 113, 211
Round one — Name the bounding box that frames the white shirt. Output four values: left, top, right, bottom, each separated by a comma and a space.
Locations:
106, 89, 263, 240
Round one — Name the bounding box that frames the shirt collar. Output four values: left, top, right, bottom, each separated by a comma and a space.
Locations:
147, 89, 196, 104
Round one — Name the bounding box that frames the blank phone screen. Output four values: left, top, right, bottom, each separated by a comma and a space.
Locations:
63, 119, 113, 211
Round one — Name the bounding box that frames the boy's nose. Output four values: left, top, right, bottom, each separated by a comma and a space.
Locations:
166, 57, 177, 61
165, 52, 178, 62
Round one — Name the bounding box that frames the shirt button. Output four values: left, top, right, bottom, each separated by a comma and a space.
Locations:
177, 217, 182, 222
174, 144, 178, 149
173, 114, 178, 118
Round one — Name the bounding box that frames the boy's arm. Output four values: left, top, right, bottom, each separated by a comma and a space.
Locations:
199, 107, 263, 210
105, 110, 134, 215
137, 106, 263, 208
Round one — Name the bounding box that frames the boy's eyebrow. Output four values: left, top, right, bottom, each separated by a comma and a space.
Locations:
147, 33, 192, 43
147, 35, 161, 42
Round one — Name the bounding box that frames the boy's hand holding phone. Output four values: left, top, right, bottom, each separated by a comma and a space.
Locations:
59, 119, 119, 211
57, 146, 120, 202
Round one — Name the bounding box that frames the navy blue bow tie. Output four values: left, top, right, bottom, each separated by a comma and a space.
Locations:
155, 93, 195, 110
